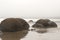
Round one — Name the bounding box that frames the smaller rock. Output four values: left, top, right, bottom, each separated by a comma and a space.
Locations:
36, 19, 50, 27
35, 19, 57, 28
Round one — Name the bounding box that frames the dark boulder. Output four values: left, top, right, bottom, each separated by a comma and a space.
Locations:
33, 19, 57, 28
36, 19, 50, 27
0, 18, 29, 32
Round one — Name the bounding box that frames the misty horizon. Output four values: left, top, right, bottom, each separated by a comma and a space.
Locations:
0, 0, 60, 19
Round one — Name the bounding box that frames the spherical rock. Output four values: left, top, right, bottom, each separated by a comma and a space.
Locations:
34, 19, 57, 28
0, 18, 29, 32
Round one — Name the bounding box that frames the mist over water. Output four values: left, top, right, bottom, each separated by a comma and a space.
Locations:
0, 0, 60, 18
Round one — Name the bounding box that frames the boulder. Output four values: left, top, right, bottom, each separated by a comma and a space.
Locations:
36, 19, 50, 27
0, 18, 29, 32
33, 19, 57, 28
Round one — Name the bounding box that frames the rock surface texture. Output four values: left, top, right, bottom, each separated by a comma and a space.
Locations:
0, 18, 29, 32
32, 19, 57, 28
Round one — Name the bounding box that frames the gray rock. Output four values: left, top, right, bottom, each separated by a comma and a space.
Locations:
35, 19, 57, 28
0, 18, 29, 32
36, 19, 50, 27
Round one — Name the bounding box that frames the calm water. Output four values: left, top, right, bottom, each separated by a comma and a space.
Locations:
0, 19, 60, 40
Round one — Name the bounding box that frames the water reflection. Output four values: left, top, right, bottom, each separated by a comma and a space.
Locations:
1, 30, 28, 40
31, 28, 47, 33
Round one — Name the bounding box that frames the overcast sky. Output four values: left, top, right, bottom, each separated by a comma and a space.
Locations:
0, 0, 60, 19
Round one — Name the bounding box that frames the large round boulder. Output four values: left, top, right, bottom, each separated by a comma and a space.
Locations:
0, 18, 29, 32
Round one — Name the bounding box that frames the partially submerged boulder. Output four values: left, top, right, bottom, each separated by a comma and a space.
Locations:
32, 19, 57, 33
0, 18, 29, 32
32, 19, 57, 28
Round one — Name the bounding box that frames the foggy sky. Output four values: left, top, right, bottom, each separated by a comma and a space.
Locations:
0, 0, 60, 19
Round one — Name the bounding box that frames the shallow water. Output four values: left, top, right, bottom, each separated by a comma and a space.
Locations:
0, 19, 60, 40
